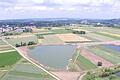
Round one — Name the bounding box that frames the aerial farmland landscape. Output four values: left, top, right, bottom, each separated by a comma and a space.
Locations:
0, 25, 120, 80
0, 0, 120, 80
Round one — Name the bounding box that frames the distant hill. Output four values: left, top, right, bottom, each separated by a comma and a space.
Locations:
0, 18, 120, 27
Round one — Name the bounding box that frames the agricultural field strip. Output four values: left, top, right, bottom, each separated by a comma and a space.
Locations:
80, 49, 113, 67
0, 48, 14, 52
80, 27, 120, 34
73, 50, 97, 70
1, 59, 55, 80
81, 27, 120, 40
0, 49, 16, 53
0, 71, 8, 80
5, 75, 55, 80
76, 54, 97, 70
101, 32, 120, 37
97, 27, 120, 34
9, 71, 50, 78
0, 51, 21, 67
93, 45, 120, 57
94, 32, 120, 40
56, 33, 91, 42
0, 45, 11, 47
90, 32, 116, 41
5, 35, 38, 46
79, 34, 99, 42
77, 40, 120, 47
87, 46, 120, 64
0, 45, 13, 51
51, 71, 81, 80
97, 45, 120, 56
12, 64, 44, 73
43, 35, 64, 44
0, 50, 21, 79
0, 58, 22, 80
51, 29, 73, 34
0, 40, 7, 45
4, 34, 35, 38
1, 75, 47, 80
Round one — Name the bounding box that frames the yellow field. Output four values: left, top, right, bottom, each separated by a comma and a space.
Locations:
38, 39, 43, 43
31, 28, 49, 33
56, 33, 91, 43
101, 32, 120, 37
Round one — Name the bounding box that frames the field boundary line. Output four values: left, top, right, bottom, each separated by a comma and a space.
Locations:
0, 49, 16, 53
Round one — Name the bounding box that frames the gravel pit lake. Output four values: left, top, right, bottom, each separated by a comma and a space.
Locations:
28, 45, 76, 69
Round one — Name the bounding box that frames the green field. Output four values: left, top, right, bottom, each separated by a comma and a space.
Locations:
51, 29, 73, 34
35, 32, 55, 38
87, 46, 120, 64
72, 50, 97, 70
0, 51, 21, 67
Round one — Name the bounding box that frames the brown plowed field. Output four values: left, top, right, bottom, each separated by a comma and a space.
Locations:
51, 71, 80, 80
80, 49, 113, 67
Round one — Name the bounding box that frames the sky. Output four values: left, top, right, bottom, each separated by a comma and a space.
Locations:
0, 0, 120, 20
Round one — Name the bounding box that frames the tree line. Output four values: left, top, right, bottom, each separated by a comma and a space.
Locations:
15, 41, 36, 47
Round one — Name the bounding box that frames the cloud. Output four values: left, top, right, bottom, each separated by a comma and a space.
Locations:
31, 0, 44, 4
0, 2, 13, 8
46, 0, 116, 6
59, 7, 76, 11
13, 6, 48, 10
0, 0, 119, 9
0, 0, 120, 19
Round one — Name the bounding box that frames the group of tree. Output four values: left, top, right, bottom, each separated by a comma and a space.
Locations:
84, 64, 120, 80
23, 28, 32, 32
3, 32, 13, 36
15, 41, 36, 47
97, 62, 102, 66
72, 30, 86, 34
2, 32, 21, 36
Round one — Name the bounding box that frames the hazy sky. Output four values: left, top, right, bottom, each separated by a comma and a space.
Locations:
0, 0, 120, 20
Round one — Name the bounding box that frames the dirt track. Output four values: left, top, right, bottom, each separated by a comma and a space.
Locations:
51, 71, 80, 80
